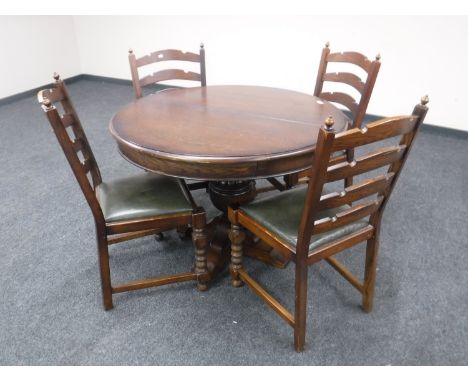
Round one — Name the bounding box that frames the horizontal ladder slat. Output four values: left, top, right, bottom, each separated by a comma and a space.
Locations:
238, 269, 295, 327
320, 92, 358, 114
308, 226, 374, 265
61, 113, 75, 128
323, 72, 365, 94
327, 51, 372, 72
313, 197, 383, 235
320, 172, 395, 210
136, 49, 200, 67
329, 152, 347, 166
333, 116, 418, 151
112, 272, 197, 293
72, 138, 85, 152
140, 69, 201, 86
327, 145, 406, 182
81, 159, 92, 174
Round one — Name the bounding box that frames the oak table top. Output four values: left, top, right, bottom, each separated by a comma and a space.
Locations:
109, 85, 349, 180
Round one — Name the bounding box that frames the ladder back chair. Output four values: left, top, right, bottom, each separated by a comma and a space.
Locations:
128, 43, 206, 99
314, 41, 381, 130
280, 42, 381, 191
37, 73, 209, 311
228, 96, 429, 351
128, 44, 208, 193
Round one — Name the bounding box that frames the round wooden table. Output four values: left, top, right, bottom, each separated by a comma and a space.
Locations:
110, 85, 349, 180
109, 85, 349, 273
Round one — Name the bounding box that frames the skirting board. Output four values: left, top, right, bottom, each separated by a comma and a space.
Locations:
0, 74, 83, 106
1, 73, 467, 139
0, 74, 169, 107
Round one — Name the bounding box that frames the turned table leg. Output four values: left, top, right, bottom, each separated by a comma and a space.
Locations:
203, 180, 289, 282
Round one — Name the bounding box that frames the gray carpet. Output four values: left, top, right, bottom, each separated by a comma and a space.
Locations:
0, 79, 467, 365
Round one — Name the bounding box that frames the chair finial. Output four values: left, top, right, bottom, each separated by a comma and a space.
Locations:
420, 95, 429, 105
325, 41, 330, 48
128, 48, 133, 54
324, 115, 334, 131
42, 97, 53, 110
53, 72, 60, 81
200, 42, 204, 49
376, 53, 381, 61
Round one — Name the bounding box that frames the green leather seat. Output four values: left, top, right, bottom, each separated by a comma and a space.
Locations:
96, 173, 193, 223
240, 185, 370, 251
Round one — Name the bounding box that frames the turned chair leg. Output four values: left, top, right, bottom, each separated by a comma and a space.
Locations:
96, 232, 113, 310
362, 235, 380, 313
192, 210, 209, 291
229, 223, 245, 287
294, 258, 309, 352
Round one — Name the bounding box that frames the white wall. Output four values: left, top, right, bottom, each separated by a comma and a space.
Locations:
0, 16, 80, 99
1, 16, 466, 131
72, 15, 467, 131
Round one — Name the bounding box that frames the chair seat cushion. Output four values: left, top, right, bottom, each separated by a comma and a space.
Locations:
96, 173, 193, 223
240, 185, 369, 252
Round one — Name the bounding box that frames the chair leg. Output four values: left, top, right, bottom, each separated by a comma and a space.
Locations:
294, 259, 308, 352
229, 223, 245, 287
362, 235, 380, 313
96, 232, 113, 310
192, 210, 209, 291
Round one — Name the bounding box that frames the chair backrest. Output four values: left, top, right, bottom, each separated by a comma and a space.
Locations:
296, 96, 429, 256
37, 73, 103, 223
128, 43, 206, 99
314, 42, 381, 129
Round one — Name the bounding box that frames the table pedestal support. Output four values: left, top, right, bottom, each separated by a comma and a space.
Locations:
208, 180, 256, 213
203, 180, 290, 281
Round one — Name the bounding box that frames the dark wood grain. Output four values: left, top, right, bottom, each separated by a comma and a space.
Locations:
319, 173, 395, 210
332, 117, 416, 150
327, 51, 372, 72
315, 44, 381, 129
129, 44, 209, 193
312, 197, 383, 235
238, 268, 295, 327
325, 257, 364, 292
38, 74, 210, 310
307, 226, 374, 265
228, 98, 429, 351
322, 72, 365, 93
326, 145, 407, 182
109, 85, 349, 180
139, 69, 202, 86
129, 45, 206, 99
320, 91, 359, 115
283, 43, 382, 190
135, 49, 202, 66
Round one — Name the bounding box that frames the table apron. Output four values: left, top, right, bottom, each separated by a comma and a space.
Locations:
117, 143, 314, 181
